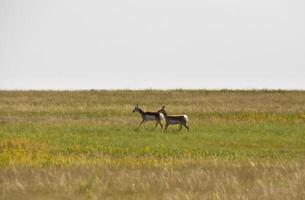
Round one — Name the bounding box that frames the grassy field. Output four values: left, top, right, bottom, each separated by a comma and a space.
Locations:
0, 90, 305, 199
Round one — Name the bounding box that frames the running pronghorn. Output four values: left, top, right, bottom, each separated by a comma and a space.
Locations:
132, 105, 164, 129
158, 106, 189, 131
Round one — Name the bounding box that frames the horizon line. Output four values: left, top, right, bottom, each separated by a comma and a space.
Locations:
1, 88, 305, 92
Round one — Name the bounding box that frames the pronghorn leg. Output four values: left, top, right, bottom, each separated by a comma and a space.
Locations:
158, 121, 163, 129
178, 124, 182, 131
164, 123, 169, 132
137, 120, 145, 129
183, 123, 190, 131
155, 121, 158, 127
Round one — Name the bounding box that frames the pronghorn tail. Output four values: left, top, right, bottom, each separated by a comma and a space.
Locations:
183, 115, 188, 123
159, 113, 165, 121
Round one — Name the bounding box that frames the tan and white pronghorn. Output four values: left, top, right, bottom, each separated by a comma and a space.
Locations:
158, 106, 189, 131
132, 105, 164, 129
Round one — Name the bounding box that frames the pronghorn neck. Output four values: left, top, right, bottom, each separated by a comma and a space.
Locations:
160, 109, 168, 118
137, 108, 144, 115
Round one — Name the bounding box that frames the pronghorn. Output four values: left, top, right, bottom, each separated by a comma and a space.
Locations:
158, 106, 189, 131
132, 105, 164, 129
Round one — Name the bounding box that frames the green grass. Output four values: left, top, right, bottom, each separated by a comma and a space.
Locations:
0, 90, 305, 199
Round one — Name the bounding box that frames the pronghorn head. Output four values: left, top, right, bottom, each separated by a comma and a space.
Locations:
158, 105, 166, 113
132, 105, 140, 113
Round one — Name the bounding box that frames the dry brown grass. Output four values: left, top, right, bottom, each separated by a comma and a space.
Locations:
1, 160, 304, 200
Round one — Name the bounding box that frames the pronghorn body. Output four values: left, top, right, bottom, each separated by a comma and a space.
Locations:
158, 106, 189, 131
132, 105, 164, 129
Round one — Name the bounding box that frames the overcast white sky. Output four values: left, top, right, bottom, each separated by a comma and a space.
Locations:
0, 0, 304, 90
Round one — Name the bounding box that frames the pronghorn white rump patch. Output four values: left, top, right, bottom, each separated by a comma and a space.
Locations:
159, 113, 165, 121
183, 115, 188, 122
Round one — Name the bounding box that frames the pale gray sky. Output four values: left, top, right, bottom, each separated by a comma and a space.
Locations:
1, 0, 304, 89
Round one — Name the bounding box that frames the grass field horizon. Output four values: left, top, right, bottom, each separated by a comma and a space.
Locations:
1, 90, 305, 199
